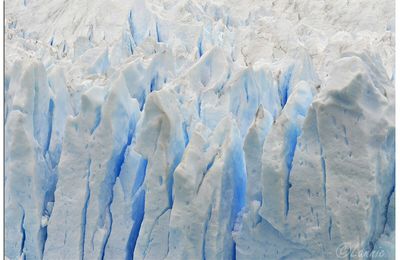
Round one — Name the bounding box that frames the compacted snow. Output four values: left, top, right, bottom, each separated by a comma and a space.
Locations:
5, 0, 395, 259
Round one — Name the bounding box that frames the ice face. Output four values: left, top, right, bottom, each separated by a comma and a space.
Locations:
5, 0, 395, 259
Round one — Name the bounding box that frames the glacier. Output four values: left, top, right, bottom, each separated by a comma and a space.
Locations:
5, 0, 395, 259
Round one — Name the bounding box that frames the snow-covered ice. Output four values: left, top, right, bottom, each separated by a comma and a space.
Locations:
5, 0, 395, 259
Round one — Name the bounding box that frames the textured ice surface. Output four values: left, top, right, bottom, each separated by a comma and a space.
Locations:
5, 0, 395, 259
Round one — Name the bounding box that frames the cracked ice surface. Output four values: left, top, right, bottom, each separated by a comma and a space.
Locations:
5, 0, 395, 259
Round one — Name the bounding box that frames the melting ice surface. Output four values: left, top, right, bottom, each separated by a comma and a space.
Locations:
5, 0, 395, 259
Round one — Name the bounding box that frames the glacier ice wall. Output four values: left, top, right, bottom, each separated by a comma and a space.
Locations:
5, 0, 395, 259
